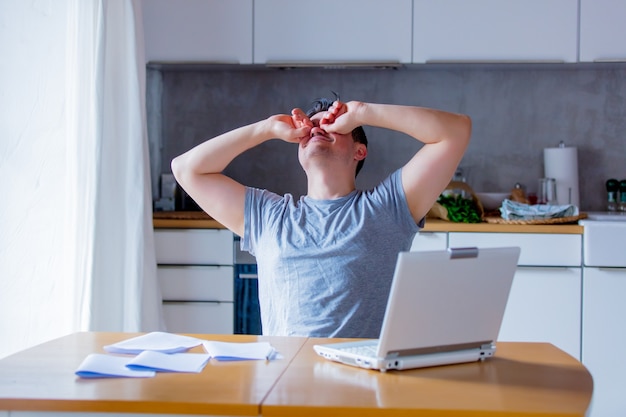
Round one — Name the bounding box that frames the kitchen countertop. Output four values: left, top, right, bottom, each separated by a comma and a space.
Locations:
153, 211, 584, 234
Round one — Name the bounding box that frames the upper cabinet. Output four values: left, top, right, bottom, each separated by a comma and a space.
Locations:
142, 0, 253, 64
579, 0, 626, 62
253, 0, 413, 64
412, 0, 578, 63
141, 0, 623, 66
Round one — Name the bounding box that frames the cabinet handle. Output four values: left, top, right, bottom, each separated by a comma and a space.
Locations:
239, 273, 258, 279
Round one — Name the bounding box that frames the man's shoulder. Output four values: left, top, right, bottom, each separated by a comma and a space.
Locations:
247, 186, 297, 204
359, 169, 402, 199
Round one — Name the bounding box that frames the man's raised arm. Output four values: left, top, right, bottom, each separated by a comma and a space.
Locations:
323, 101, 471, 223
171, 112, 312, 236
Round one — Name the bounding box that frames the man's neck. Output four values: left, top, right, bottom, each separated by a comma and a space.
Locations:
305, 168, 356, 200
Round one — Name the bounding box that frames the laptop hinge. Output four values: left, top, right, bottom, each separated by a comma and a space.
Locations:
481, 342, 496, 350
386, 340, 492, 358
448, 247, 479, 259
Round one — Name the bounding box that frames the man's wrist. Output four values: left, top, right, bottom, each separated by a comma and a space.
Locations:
251, 119, 276, 143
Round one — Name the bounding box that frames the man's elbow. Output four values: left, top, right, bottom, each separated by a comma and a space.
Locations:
170, 155, 187, 186
458, 114, 472, 146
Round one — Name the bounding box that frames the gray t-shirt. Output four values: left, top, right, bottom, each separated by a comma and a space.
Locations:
241, 169, 422, 338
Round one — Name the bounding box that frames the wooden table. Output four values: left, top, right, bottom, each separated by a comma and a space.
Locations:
0, 333, 593, 417
0, 332, 307, 416
264, 338, 594, 417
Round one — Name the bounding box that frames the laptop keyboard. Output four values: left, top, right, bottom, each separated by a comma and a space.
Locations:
339, 343, 379, 357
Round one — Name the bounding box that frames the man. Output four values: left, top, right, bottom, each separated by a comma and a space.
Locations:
171, 98, 471, 338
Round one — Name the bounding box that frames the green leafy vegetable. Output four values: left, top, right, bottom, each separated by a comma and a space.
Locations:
437, 194, 482, 223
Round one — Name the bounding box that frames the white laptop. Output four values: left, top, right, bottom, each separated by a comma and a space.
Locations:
314, 246, 521, 372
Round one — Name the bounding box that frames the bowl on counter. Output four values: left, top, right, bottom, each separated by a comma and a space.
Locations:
476, 192, 509, 211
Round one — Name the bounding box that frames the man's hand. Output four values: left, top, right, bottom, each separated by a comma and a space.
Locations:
319, 100, 364, 134
267, 109, 312, 144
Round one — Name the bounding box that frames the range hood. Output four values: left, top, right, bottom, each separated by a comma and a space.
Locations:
265, 60, 402, 70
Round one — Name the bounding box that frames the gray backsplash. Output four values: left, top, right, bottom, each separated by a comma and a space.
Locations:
147, 63, 626, 212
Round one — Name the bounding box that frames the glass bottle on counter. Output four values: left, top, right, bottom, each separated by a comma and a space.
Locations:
619, 179, 626, 212
606, 179, 619, 211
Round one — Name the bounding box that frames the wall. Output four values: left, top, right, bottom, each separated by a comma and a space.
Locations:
148, 63, 626, 211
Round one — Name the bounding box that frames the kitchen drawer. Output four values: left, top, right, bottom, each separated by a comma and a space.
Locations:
158, 266, 234, 302
155, 229, 233, 265
163, 301, 234, 334
448, 233, 581, 266
411, 232, 447, 252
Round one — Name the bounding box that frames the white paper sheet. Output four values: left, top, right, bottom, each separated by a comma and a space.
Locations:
75, 354, 155, 378
202, 341, 275, 361
126, 351, 210, 373
103, 332, 202, 354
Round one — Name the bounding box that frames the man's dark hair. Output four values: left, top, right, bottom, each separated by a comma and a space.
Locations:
306, 93, 368, 177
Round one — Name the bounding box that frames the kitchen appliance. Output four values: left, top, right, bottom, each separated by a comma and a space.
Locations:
175, 184, 202, 211
233, 236, 262, 335
154, 173, 176, 211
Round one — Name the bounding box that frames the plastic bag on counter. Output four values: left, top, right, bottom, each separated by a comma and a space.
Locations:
427, 181, 484, 223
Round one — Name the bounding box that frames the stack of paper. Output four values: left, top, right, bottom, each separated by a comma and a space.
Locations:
203, 341, 275, 361
75, 332, 277, 378
103, 332, 202, 354
76, 352, 209, 378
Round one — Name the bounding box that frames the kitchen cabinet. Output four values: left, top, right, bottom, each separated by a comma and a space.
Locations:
253, 0, 412, 64
580, 0, 626, 62
142, 0, 253, 64
497, 267, 581, 359
580, 219, 626, 416
447, 232, 582, 359
411, 231, 447, 252
582, 267, 626, 417
412, 0, 578, 63
154, 229, 234, 334
448, 232, 581, 266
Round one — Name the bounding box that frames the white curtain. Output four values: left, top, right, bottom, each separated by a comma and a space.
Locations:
65, 0, 163, 332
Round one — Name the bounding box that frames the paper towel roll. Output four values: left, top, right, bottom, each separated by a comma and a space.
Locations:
543, 146, 580, 207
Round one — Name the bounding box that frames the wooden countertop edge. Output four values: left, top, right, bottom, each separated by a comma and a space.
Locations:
153, 218, 227, 229
153, 216, 583, 234
421, 219, 584, 234
0, 399, 259, 416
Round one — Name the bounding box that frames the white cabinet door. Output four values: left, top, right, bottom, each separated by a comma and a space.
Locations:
154, 229, 234, 265
158, 265, 234, 302
254, 0, 412, 64
163, 302, 234, 334
411, 232, 447, 252
142, 0, 253, 64
413, 0, 578, 63
582, 267, 626, 417
580, 0, 626, 62
498, 267, 581, 360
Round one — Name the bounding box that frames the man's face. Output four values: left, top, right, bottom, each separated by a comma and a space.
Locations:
297, 112, 364, 174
